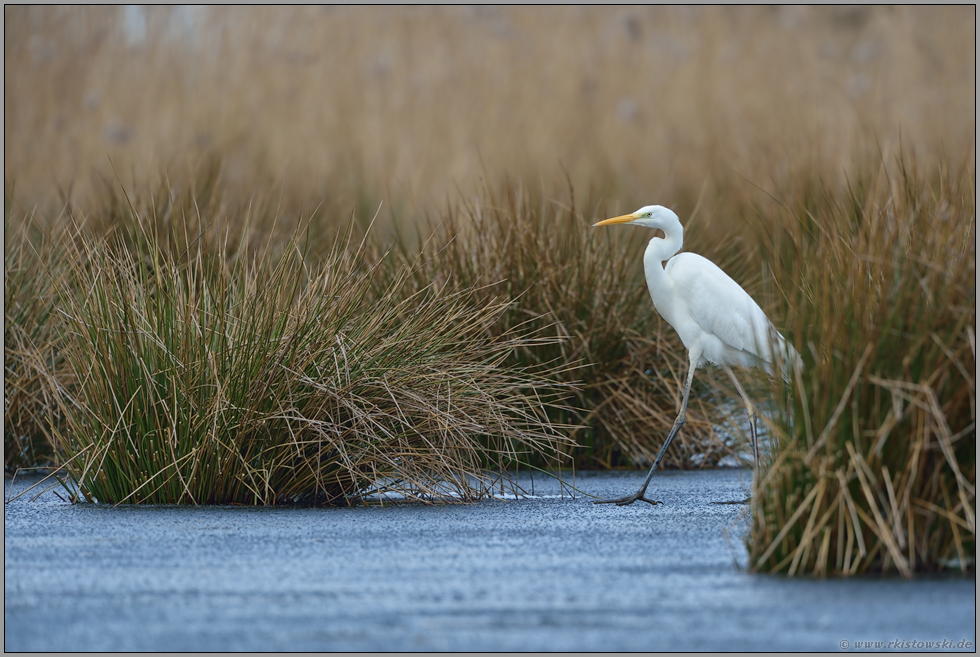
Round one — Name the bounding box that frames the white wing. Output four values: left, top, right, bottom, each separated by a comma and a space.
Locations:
666, 252, 796, 373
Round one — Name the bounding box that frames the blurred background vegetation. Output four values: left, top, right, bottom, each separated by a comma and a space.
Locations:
4, 6, 974, 575
5, 6, 973, 217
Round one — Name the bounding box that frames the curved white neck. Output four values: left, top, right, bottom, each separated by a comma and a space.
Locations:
642, 217, 684, 312
645, 218, 683, 264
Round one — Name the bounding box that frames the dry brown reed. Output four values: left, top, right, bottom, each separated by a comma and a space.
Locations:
747, 153, 975, 577
4, 212, 69, 469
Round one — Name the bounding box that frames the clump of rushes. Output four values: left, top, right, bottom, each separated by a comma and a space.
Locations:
392, 183, 738, 470
749, 154, 975, 576
49, 204, 570, 505
4, 206, 69, 470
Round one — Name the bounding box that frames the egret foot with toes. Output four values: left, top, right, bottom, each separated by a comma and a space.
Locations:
594, 492, 661, 506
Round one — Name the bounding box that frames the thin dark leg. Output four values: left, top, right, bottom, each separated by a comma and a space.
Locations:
722, 364, 758, 474
708, 364, 757, 506
595, 358, 698, 507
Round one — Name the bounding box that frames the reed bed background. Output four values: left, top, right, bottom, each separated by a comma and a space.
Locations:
5, 6, 973, 217
4, 6, 974, 575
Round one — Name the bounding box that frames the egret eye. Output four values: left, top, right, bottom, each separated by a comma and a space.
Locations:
644, 212, 652, 218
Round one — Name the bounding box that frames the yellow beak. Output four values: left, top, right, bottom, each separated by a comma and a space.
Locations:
592, 213, 637, 227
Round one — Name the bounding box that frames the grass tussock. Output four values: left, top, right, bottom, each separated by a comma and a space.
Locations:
749, 154, 975, 576
43, 202, 569, 505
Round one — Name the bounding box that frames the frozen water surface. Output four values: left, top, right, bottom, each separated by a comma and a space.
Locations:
4, 469, 975, 651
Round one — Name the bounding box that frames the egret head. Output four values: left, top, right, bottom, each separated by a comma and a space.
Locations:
592, 205, 679, 229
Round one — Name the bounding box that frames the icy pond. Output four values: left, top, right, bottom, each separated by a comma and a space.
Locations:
4, 469, 976, 651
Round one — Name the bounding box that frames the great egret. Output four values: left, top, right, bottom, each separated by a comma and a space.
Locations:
592, 205, 801, 507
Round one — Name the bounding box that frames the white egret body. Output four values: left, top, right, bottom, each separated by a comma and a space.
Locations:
593, 205, 801, 507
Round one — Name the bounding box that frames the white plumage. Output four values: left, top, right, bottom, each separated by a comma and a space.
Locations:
660, 252, 800, 376
593, 204, 801, 507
